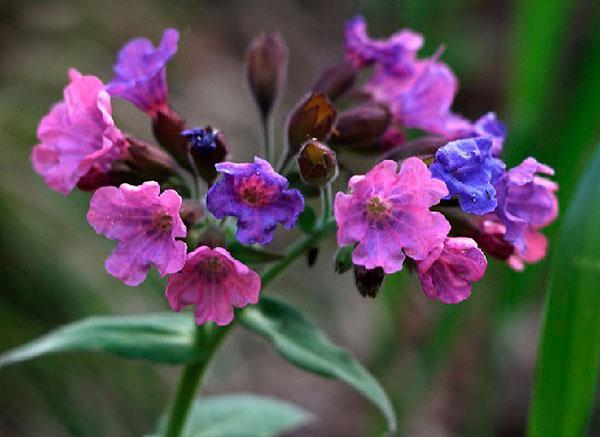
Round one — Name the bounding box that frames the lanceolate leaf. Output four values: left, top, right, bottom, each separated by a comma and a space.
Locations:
156, 394, 311, 437
239, 295, 397, 432
0, 313, 217, 367
527, 145, 600, 437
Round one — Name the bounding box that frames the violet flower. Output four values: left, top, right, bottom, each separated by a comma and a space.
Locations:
334, 158, 450, 274
430, 137, 506, 215
87, 181, 187, 286
32, 69, 125, 194
107, 28, 179, 116
166, 246, 261, 326
206, 157, 304, 245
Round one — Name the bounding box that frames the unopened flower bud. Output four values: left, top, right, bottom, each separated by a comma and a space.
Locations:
190, 129, 229, 185
179, 200, 204, 228
182, 127, 218, 155
245, 32, 288, 118
76, 162, 138, 191
334, 245, 354, 274
311, 59, 357, 101
152, 107, 189, 168
125, 137, 174, 182
330, 103, 391, 150
353, 265, 385, 298
286, 93, 337, 161
307, 246, 319, 267
197, 224, 227, 249
297, 140, 337, 186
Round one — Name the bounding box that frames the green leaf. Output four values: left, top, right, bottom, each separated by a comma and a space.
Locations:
156, 394, 311, 437
0, 313, 222, 367
527, 145, 600, 437
227, 243, 285, 265
297, 205, 317, 234
239, 296, 397, 432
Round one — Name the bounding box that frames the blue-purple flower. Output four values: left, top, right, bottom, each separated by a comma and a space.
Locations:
206, 157, 304, 245
494, 158, 558, 252
107, 28, 179, 116
430, 137, 505, 215
473, 112, 506, 156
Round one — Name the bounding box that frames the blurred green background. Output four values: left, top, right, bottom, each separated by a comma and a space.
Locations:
0, 0, 598, 435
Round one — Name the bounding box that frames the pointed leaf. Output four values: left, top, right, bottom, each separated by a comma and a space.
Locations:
155, 394, 310, 437
527, 145, 600, 437
239, 295, 397, 432
0, 313, 219, 367
227, 242, 284, 265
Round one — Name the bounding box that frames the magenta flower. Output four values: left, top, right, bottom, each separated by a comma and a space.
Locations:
165, 246, 261, 326
507, 227, 548, 271
344, 16, 466, 138
417, 237, 487, 304
494, 158, 558, 251
31, 69, 125, 194
334, 158, 450, 274
87, 181, 187, 286
206, 157, 304, 245
107, 28, 179, 116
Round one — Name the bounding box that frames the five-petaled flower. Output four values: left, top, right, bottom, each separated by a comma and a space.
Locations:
165, 246, 261, 326
32, 69, 125, 195
430, 136, 505, 215
417, 237, 487, 304
334, 158, 450, 274
107, 28, 179, 116
87, 181, 187, 286
206, 157, 304, 245
494, 157, 558, 252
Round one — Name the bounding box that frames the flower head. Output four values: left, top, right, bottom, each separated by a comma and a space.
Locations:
494, 158, 558, 251
32, 69, 125, 194
87, 181, 187, 286
107, 28, 179, 115
206, 157, 304, 245
417, 237, 487, 304
334, 158, 450, 274
473, 112, 506, 156
165, 246, 260, 326
430, 137, 505, 215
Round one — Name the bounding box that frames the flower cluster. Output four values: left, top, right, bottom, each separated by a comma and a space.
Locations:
32, 17, 559, 324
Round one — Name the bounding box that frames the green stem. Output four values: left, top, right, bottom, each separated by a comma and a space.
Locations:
261, 115, 274, 164
162, 217, 337, 437
320, 184, 333, 226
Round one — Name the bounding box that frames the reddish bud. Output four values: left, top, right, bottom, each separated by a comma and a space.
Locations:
125, 137, 174, 182
312, 59, 357, 101
353, 265, 385, 298
246, 32, 288, 118
330, 103, 391, 150
286, 93, 337, 159
297, 140, 337, 186
190, 130, 229, 185
151, 107, 190, 169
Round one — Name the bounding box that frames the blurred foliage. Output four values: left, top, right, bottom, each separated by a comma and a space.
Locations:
0, 0, 598, 435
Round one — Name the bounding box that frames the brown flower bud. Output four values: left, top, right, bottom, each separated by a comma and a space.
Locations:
151, 107, 190, 169
125, 137, 174, 182
286, 93, 337, 160
297, 140, 337, 186
190, 129, 229, 185
245, 32, 288, 118
179, 199, 204, 228
312, 59, 357, 101
353, 265, 385, 298
76, 162, 139, 191
330, 103, 391, 149
197, 224, 227, 249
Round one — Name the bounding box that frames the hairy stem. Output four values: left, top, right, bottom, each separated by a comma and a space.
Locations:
320, 184, 333, 225
261, 115, 274, 164
163, 217, 337, 436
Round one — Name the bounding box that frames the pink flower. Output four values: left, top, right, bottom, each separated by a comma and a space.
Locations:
508, 228, 548, 271
165, 246, 261, 326
87, 181, 187, 286
32, 69, 125, 194
417, 237, 487, 304
334, 158, 450, 274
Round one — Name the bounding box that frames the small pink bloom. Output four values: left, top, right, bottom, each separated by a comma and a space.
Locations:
334, 158, 450, 274
508, 228, 548, 271
165, 246, 261, 326
87, 181, 187, 286
417, 237, 487, 304
32, 69, 124, 194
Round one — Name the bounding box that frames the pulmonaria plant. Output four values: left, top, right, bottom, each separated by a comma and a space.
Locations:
24, 16, 560, 435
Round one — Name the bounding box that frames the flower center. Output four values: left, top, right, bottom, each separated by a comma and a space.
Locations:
198, 256, 229, 283
152, 211, 173, 233
365, 196, 390, 220
235, 174, 277, 207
